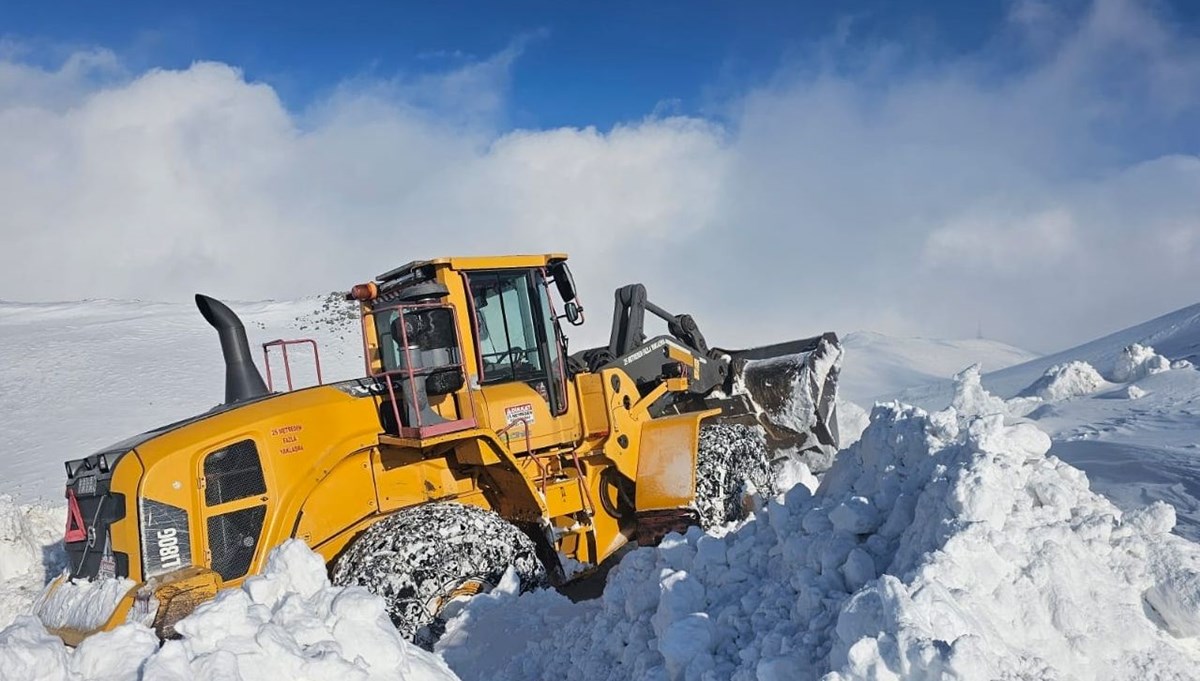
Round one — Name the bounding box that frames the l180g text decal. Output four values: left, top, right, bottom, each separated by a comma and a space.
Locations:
140, 498, 193, 577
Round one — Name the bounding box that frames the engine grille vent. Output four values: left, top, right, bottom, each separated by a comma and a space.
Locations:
207, 504, 266, 580
203, 439, 266, 506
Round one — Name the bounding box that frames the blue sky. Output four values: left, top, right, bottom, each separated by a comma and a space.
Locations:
1, 1, 1025, 128
0, 1, 1199, 351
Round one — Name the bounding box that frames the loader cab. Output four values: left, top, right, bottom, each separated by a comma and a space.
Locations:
460, 259, 586, 452
352, 254, 584, 450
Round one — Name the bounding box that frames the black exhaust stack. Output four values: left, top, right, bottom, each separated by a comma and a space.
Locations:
195, 294, 269, 405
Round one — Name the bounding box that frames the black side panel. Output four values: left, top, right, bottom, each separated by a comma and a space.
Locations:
64, 449, 129, 581
207, 505, 267, 580
203, 440, 266, 506
65, 493, 128, 580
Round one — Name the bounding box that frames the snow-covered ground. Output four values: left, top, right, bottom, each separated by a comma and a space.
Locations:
1, 296, 1199, 679
0, 295, 364, 503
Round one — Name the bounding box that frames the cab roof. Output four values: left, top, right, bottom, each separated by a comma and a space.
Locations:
376, 253, 568, 283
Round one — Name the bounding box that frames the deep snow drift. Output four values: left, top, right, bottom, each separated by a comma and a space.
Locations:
435, 401, 1200, 680
0, 540, 459, 681
0, 496, 65, 630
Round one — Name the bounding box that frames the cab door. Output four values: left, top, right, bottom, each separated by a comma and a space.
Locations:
466, 269, 578, 452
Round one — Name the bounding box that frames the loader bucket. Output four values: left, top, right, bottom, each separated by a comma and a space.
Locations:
33, 573, 141, 647
713, 332, 842, 464
35, 566, 222, 645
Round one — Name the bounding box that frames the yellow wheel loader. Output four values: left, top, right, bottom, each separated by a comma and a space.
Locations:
35, 253, 841, 646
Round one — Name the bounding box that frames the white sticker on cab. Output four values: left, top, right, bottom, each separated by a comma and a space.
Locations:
505, 403, 535, 427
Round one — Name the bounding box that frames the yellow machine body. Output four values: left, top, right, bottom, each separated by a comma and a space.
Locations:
42, 254, 728, 642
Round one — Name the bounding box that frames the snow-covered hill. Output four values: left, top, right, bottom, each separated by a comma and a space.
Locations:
891, 302, 1200, 407
839, 331, 1037, 404
986, 301, 1200, 398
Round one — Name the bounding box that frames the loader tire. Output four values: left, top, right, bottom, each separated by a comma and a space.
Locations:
330, 502, 547, 648
694, 423, 775, 528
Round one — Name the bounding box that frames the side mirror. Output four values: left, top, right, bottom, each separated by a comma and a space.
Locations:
562, 301, 584, 326
548, 261, 577, 302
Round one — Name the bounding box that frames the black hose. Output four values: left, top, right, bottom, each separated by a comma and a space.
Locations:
598, 468, 636, 520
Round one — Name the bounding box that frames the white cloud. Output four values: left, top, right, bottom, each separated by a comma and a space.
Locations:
0, 49, 726, 349
679, 0, 1200, 350
924, 208, 1079, 272
0, 0, 1198, 354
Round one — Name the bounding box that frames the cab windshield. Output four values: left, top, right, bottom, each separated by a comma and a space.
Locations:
468, 269, 567, 414
470, 271, 546, 382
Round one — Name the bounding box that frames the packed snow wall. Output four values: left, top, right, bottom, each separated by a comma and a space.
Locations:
439, 403, 1200, 681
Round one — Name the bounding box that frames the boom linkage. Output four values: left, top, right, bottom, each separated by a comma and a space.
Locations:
579, 283, 843, 455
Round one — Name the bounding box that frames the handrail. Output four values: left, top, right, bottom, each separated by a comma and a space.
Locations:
262, 338, 323, 392
566, 447, 595, 517
362, 301, 477, 439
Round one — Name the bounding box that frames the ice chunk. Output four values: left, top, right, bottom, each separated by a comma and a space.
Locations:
71, 624, 159, 681
1113, 343, 1172, 382
950, 364, 1008, 418
659, 613, 713, 681
0, 616, 71, 681
828, 497, 881, 535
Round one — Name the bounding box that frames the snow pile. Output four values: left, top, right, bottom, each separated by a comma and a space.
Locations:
822, 416, 1197, 679
955, 352, 1157, 419
443, 403, 1200, 681
0, 496, 65, 629
0, 616, 157, 681
1019, 360, 1106, 401
1113, 343, 1173, 382
949, 364, 1009, 417
0, 540, 461, 681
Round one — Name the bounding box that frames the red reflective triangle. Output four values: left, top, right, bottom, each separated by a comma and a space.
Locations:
64, 489, 87, 543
